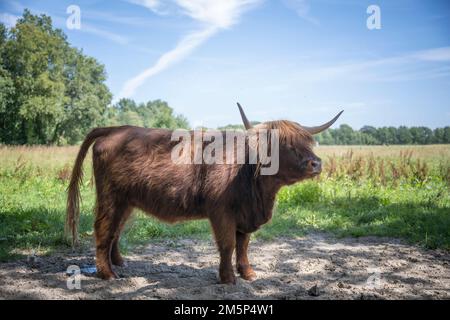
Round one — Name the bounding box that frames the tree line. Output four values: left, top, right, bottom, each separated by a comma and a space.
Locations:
0, 11, 448, 146
315, 124, 450, 145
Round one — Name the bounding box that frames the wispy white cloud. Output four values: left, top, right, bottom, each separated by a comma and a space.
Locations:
174, 0, 259, 28
126, 0, 174, 16
119, 0, 262, 98
50, 15, 130, 45
120, 26, 217, 97
282, 0, 319, 25
297, 46, 450, 83
129, 0, 160, 9
81, 10, 179, 29
127, 0, 168, 14
78, 23, 129, 45
0, 12, 19, 28
413, 47, 450, 62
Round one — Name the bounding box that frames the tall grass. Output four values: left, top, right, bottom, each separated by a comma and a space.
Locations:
267, 146, 450, 249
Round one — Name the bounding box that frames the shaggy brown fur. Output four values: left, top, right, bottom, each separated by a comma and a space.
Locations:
66, 122, 321, 284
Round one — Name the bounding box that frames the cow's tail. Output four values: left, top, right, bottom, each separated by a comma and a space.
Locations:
65, 127, 117, 246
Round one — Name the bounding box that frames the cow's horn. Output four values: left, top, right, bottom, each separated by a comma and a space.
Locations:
301, 110, 344, 135
237, 102, 252, 130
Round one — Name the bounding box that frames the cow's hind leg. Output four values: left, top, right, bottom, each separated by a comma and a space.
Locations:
94, 195, 126, 280
210, 216, 237, 284
236, 231, 256, 281
110, 207, 133, 266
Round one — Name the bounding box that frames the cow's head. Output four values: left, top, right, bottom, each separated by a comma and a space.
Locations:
237, 103, 343, 184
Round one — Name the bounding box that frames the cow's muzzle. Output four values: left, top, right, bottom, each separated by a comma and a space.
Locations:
302, 158, 322, 176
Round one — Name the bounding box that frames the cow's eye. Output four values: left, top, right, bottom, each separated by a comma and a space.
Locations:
288, 146, 298, 157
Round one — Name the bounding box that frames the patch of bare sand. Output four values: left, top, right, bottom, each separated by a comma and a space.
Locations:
0, 233, 449, 300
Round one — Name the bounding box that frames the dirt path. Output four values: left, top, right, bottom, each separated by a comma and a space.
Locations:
1, 233, 449, 299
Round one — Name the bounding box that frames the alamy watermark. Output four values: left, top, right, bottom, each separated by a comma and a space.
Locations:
66, 265, 82, 290
170, 129, 280, 176
66, 5, 81, 30
366, 265, 383, 289
367, 5, 381, 30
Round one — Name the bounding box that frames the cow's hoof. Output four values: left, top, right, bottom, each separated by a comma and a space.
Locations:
111, 257, 125, 267
238, 265, 256, 281
97, 270, 119, 280
220, 273, 237, 285
239, 269, 256, 281
237, 264, 256, 281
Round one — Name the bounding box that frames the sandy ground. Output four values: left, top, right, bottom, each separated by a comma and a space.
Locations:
0, 233, 449, 300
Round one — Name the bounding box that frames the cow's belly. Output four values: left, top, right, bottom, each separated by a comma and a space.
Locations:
138, 204, 207, 223
129, 187, 209, 224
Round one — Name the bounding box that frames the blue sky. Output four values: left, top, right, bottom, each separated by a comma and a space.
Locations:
1, 0, 449, 129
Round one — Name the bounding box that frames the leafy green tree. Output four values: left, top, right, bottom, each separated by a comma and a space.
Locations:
57, 48, 112, 144
360, 125, 377, 137
387, 127, 398, 144
0, 10, 111, 145
397, 126, 413, 144
421, 127, 434, 144
144, 100, 186, 129
105, 99, 190, 129
360, 132, 378, 145
335, 124, 354, 144
409, 127, 420, 144
115, 98, 138, 113
433, 128, 444, 143
376, 127, 389, 144
120, 111, 144, 127
444, 127, 450, 143
0, 24, 16, 142
410, 127, 434, 144
315, 129, 334, 145
1, 11, 68, 144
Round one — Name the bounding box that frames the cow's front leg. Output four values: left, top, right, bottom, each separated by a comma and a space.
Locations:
210, 216, 236, 284
236, 231, 256, 281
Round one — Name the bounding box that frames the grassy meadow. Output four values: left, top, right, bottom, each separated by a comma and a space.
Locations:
0, 144, 449, 261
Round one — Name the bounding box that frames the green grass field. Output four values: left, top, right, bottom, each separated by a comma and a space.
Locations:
0, 144, 449, 261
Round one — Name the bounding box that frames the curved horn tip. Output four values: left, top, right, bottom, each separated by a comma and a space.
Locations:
334, 109, 344, 120
237, 102, 253, 130
301, 109, 344, 135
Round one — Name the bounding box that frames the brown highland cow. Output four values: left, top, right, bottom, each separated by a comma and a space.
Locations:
66, 103, 342, 284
